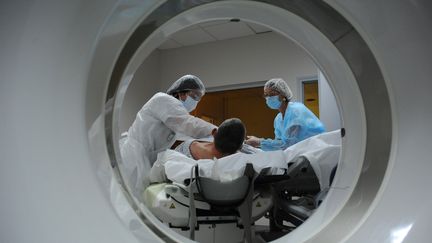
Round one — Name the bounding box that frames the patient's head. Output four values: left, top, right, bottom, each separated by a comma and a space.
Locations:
213, 118, 246, 155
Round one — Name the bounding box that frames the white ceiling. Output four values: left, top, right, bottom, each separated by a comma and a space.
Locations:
158, 20, 272, 50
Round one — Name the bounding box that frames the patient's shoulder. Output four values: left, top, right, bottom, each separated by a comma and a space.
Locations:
190, 141, 216, 160
174, 139, 196, 158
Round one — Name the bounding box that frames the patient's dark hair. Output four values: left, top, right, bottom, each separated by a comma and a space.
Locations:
214, 118, 246, 155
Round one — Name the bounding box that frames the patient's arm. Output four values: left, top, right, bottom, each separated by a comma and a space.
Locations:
148, 141, 196, 183
149, 148, 195, 183
175, 139, 223, 160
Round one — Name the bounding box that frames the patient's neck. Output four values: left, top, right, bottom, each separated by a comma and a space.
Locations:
190, 141, 225, 160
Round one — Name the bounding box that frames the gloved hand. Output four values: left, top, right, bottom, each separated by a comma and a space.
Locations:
245, 135, 262, 148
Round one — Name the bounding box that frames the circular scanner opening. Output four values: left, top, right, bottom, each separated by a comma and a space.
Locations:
90, 1, 392, 242
119, 19, 341, 243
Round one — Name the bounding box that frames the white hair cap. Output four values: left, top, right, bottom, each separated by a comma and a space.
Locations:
264, 78, 293, 100
166, 74, 205, 97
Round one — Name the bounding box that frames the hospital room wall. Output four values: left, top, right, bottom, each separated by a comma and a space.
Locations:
119, 50, 161, 132
119, 32, 341, 132
319, 71, 341, 131
158, 32, 317, 97
158, 32, 340, 130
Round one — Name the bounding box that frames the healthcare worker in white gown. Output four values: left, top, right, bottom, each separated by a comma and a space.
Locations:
120, 75, 217, 197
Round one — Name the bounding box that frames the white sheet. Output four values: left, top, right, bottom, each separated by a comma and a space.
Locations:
150, 130, 341, 190
283, 130, 341, 189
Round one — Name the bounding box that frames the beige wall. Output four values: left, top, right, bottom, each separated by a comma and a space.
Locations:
120, 31, 341, 132
159, 32, 318, 100
119, 50, 161, 132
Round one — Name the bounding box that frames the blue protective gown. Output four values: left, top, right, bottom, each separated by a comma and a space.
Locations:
260, 102, 325, 151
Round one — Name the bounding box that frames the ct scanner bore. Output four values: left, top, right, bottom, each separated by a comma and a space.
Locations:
1, 1, 431, 243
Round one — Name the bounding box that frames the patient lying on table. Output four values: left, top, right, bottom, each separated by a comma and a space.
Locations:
175, 118, 246, 159
150, 118, 245, 183
150, 129, 341, 191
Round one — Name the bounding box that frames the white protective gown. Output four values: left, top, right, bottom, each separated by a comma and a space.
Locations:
120, 92, 216, 196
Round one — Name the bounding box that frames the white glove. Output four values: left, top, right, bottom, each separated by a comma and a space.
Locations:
245, 135, 262, 147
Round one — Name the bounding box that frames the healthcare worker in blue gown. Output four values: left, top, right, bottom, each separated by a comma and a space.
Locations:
245, 78, 325, 151
120, 75, 217, 196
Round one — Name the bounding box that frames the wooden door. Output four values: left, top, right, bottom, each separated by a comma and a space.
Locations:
192, 87, 278, 138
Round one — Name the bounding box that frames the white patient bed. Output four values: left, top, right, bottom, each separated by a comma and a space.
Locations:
144, 181, 273, 228
143, 130, 341, 242
144, 164, 273, 238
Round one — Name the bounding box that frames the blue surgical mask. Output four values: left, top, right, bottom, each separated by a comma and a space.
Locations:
182, 95, 198, 112
266, 95, 281, 109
